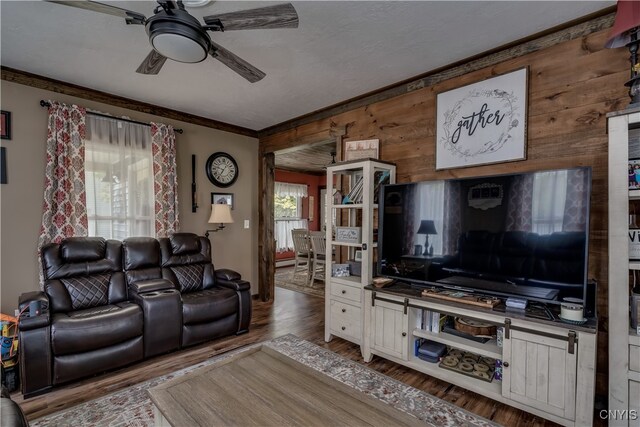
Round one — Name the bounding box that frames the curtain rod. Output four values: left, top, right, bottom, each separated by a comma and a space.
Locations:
39, 100, 184, 134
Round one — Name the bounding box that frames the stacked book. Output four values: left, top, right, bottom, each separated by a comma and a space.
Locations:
344, 170, 390, 204
421, 309, 447, 333
344, 176, 364, 204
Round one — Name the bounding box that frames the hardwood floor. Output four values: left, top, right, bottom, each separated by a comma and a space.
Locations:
15, 287, 559, 425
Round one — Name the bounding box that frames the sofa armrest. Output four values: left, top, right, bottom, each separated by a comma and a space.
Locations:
215, 268, 241, 281
129, 279, 175, 296
215, 270, 251, 333
18, 292, 50, 331
217, 278, 251, 292
18, 293, 52, 397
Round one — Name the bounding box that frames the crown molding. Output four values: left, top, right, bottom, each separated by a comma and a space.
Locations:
1, 66, 259, 138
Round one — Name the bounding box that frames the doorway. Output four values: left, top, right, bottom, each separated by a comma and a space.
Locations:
271, 142, 336, 297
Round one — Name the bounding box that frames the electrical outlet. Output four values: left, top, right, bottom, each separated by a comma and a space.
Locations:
14, 309, 19, 317
244, 220, 250, 229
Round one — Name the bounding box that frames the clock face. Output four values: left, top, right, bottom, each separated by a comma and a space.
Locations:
205, 152, 238, 188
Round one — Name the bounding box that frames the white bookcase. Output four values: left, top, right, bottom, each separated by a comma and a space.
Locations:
608, 107, 640, 425
324, 158, 396, 351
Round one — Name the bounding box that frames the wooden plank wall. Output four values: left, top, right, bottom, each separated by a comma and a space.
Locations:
260, 28, 630, 396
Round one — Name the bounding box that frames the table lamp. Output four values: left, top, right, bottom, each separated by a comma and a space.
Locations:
417, 220, 437, 256
605, 0, 640, 107
205, 203, 233, 237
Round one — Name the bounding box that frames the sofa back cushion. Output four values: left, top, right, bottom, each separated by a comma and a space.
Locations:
41, 237, 126, 313
122, 237, 162, 285
159, 233, 215, 293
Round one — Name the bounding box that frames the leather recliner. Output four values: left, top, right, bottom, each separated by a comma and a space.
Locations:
19, 233, 251, 398
19, 237, 144, 397
159, 233, 251, 347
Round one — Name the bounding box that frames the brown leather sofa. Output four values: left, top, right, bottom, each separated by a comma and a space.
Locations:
18, 233, 251, 398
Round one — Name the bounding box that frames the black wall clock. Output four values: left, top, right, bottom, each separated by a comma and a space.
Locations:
205, 152, 238, 188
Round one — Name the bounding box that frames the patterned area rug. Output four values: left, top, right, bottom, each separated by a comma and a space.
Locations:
275, 266, 325, 297
31, 335, 497, 427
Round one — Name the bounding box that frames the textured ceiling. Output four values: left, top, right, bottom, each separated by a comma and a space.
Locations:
0, 1, 614, 131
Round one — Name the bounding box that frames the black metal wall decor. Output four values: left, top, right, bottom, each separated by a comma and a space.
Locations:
1, 147, 7, 184
191, 154, 198, 212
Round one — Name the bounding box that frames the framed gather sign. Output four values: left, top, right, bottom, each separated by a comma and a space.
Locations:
436, 68, 528, 170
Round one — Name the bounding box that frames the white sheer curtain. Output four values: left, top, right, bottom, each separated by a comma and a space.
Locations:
414, 181, 445, 255
84, 115, 154, 240
276, 219, 308, 252
275, 182, 308, 197
532, 170, 568, 235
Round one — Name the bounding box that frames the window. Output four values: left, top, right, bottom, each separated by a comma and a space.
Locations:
274, 182, 308, 252
84, 116, 154, 240
274, 195, 302, 219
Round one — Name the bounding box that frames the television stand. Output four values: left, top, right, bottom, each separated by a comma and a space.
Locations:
436, 275, 559, 300
362, 285, 596, 426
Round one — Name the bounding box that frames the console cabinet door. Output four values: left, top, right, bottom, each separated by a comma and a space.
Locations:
371, 299, 408, 360
502, 328, 576, 420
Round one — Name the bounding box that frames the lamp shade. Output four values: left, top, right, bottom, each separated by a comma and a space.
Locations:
606, 0, 640, 48
208, 204, 233, 224
417, 220, 437, 235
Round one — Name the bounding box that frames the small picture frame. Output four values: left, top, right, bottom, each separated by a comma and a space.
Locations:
331, 263, 350, 277
344, 139, 379, 161
1, 111, 11, 140
629, 159, 640, 190
335, 226, 361, 244
211, 192, 234, 210
354, 250, 363, 262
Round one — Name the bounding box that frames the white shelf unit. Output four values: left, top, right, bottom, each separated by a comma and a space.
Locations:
362, 289, 597, 426
608, 108, 640, 424
412, 328, 502, 359
324, 158, 396, 350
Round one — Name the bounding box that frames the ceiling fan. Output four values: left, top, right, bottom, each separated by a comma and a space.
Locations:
48, 0, 299, 82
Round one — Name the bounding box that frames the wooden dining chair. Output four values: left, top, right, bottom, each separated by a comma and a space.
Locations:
309, 231, 327, 285
291, 229, 311, 283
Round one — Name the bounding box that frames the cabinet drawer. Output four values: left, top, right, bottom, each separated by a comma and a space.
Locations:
330, 301, 361, 340
331, 282, 361, 304
631, 345, 640, 373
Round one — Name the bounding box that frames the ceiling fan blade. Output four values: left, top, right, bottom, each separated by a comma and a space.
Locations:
209, 42, 265, 83
203, 3, 298, 30
47, 1, 146, 24
136, 50, 168, 75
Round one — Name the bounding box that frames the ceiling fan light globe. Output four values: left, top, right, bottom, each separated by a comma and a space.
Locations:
151, 33, 208, 63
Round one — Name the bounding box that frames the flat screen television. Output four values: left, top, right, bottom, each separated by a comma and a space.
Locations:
378, 167, 592, 304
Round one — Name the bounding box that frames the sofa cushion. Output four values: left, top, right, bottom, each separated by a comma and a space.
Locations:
51, 302, 143, 355
123, 237, 161, 270
170, 233, 200, 255
182, 288, 238, 325
172, 265, 204, 293
60, 274, 110, 310
61, 237, 106, 263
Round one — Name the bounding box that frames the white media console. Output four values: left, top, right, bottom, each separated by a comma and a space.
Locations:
361, 284, 597, 426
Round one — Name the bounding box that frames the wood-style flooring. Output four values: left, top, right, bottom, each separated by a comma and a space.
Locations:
15, 287, 560, 425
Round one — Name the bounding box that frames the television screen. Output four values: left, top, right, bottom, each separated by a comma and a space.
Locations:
378, 167, 591, 302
